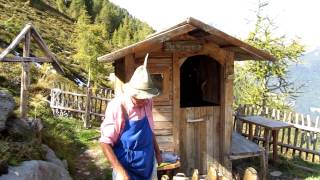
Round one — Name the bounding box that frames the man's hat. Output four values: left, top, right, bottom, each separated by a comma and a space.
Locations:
123, 54, 159, 99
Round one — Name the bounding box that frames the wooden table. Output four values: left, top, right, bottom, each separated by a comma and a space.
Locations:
236, 115, 293, 161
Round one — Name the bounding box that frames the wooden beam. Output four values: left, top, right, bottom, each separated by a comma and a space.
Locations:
124, 54, 135, 82
20, 30, 31, 120
163, 40, 202, 53
30, 27, 64, 74
172, 54, 180, 153
187, 17, 276, 61
0, 24, 32, 59
219, 51, 234, 178
1, 56, 52, 62
98, 24, 196, 62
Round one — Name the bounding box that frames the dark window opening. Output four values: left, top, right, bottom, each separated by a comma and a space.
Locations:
180, 55, 221, 107
151, 74, 164, 95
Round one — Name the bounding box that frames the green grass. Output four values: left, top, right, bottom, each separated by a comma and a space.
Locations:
41, 114, 112, 179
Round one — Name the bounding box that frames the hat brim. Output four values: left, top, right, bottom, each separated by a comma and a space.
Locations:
123, 83, 160, 99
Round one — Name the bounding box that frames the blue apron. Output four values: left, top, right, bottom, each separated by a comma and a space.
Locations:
113, 107, 154, 180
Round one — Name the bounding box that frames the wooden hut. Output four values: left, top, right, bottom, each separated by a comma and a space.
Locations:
98, 17, 275, 177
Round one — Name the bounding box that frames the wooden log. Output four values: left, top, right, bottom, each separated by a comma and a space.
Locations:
20, 30, 31, 120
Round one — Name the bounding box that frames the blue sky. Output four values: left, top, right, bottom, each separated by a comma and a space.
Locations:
110, 0, 320, 52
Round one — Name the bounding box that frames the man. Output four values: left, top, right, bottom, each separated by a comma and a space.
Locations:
100, 54, 162, 180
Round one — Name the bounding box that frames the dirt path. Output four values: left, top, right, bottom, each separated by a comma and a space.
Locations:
74, 143, 112, 180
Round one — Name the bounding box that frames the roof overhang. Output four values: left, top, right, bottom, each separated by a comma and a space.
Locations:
98, 17, 276, 63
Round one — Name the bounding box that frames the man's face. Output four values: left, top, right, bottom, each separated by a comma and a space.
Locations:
131, 97, 148, 107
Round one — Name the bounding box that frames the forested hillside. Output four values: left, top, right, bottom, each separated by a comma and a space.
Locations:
0, 0, 154, 91
0, 1, 154, 178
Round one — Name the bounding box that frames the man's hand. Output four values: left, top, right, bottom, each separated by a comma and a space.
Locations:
116, 169, 130, 180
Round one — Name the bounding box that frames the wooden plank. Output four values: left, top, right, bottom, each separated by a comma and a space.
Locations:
153, 105, 173, 113
277, 142, 320, 156
230, 132, 262, 158
20, 30, 31, 120
163, 40, 203, 52
200, 107, 207, 173
154, 129, 172, 136
237, 116, 293, 130
153, 112, 173, 122
154, 121, 173, 130
1, 56, 52, 62
98, 24, 196, 62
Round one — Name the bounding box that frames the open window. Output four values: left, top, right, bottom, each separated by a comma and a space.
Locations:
180, 55, 221, 107
149, 66, 170, 104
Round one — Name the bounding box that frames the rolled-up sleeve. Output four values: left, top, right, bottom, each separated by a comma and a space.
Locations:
99, 100, 121, 146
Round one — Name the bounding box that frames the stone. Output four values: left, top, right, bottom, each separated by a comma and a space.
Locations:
270, 170, 282, 177
0, 90, 15, 132
5, 118, 32, 141
0, 160, 72, 180
42, 144, 67, 169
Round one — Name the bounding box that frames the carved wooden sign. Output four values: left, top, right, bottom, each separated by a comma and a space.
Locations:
163, 40, 203, 52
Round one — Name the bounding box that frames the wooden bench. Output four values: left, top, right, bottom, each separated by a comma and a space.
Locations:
230, 132, 267, 180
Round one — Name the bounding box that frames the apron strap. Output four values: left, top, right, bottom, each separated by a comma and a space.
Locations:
120, 101, 128, 120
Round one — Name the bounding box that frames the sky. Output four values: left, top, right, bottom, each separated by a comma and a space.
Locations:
109, 0, 320, 52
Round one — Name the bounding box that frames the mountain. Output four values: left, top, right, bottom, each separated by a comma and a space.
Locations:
288, 47, 320, 117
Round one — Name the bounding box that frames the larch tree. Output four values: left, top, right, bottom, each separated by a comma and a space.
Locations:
234, 1, 305, 110
72, 9, 111, 88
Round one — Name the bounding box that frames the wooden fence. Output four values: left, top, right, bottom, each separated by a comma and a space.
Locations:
235, 104, 320, 163
50, 87, 113, 127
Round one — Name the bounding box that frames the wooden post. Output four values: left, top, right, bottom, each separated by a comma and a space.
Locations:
20, 30, 31, 120
220, 52, 234, 179
272, 130, 279, 161
84, 86, 92, 128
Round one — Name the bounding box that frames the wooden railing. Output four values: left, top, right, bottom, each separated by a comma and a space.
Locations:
50, 87, 113, 127
235, 104, 320, 163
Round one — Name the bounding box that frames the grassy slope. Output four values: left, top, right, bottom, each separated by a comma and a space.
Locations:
0, 0, 75, 60
0, 2, 112, 178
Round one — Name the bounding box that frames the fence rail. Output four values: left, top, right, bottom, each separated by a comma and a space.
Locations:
50, 87, 113, 127
235, 104, 320, 163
